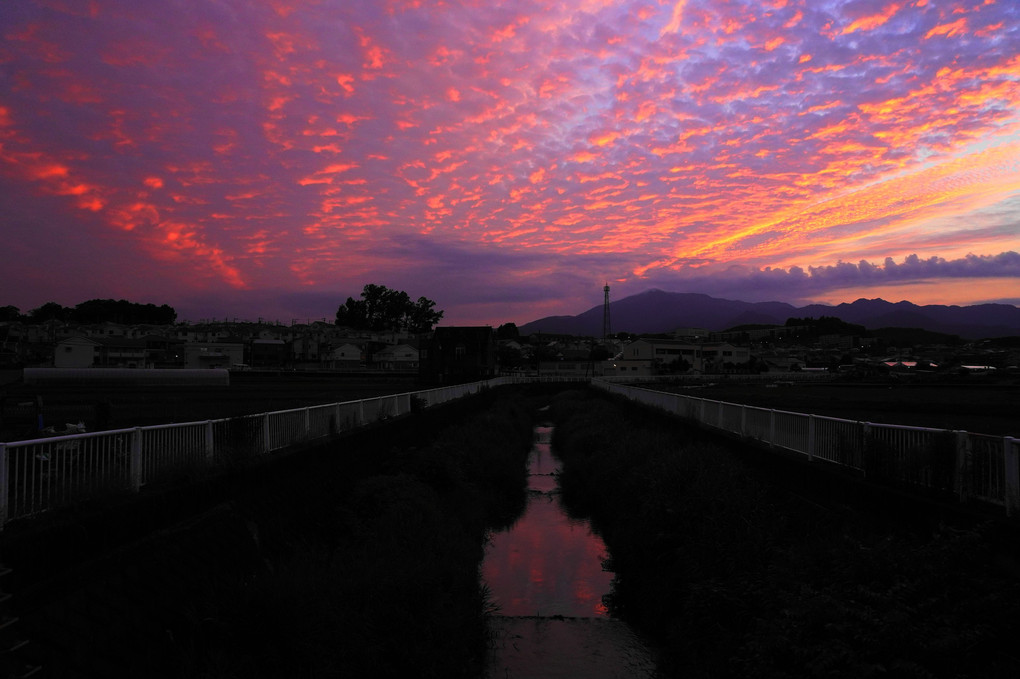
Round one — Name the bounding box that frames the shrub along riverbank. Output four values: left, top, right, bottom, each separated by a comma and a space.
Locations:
183, 387, 538, 678
549, 388, 1020, 679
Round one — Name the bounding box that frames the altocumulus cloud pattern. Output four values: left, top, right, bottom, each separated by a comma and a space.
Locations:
1, 0, 1018, 323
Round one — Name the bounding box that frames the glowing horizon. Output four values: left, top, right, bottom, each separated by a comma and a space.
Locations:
1, 0, 1018, 326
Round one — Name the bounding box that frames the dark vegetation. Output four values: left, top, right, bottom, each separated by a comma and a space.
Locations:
549, 388, 1020, 678
2, 385, 547, 677
177, 386, 541, 678
870, 326, 963, 346
783, 315, 867, 337
0, 299, 177, 325
334, 283, 443, 333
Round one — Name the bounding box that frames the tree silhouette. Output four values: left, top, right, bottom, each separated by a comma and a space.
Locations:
336, 284, 443, 333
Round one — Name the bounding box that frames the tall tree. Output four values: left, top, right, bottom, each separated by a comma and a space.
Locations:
336, 285, 443, 332
496, 322, 520, 340
28, 302, 69, 322
407, 296, 443, 333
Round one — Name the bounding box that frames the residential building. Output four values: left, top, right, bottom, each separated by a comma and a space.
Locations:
183, 342, 244, 369
327, 342, 365, 370
95, 337, 148, 368
249, 339, 287, 368
54, 336, 100, 368
374, 342, 419, 371
615, 338, 751, 373
420, 327, 496, 383
54, 336, 150, 368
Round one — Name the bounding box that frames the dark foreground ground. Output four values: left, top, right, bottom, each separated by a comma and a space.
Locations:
2, 381, 1018, 677
4, 370, 1018, 442
0, 385, 552, 678
550, 388, 1020, 678
648, 378, 1020, 436
0, 371, 420, 440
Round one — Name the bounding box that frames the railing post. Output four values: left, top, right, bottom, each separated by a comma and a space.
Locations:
861, 422, 871, 478
204, 421, 215, 461
769, 409, 776, 449
262, 413, 272, 453
129, 427, 143, 492
304, 407, 311, 438
807, 415, 815, 461
1005, 437, 1019, 517
358, 401, 366, 426
740, 404, 746, 437
0, 443, 8, 530
954, 431, 971, 503
334, 403, 342, 433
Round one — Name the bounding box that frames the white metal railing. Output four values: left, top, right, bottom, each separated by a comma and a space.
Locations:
4, 375, 1015, 526
593, 379, 1020, 516
0, 378, 500, 528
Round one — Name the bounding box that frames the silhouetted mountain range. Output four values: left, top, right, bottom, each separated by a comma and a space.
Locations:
519, 290, 1020, 339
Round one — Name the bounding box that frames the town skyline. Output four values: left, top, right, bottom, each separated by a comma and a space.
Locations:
2, 1, 1019, 327
5, 286, 1020, 341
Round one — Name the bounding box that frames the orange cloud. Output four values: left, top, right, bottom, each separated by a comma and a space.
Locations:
30, 163, 70, 180
661, 0, 687, 35
335, 73, 356, 93
924, 18, 967, 39
841, 4, 901, 35
589, 130, 620, 147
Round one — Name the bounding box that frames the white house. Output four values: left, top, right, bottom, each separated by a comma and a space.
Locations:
54, 336, 100, 368
328, 342, 365, 369
373, 343, 419, 371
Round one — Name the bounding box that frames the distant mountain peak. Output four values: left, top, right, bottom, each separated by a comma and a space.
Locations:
518, 290, 1020, 339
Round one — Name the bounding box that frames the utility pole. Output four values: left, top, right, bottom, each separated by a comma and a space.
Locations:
602, 283, 611, 345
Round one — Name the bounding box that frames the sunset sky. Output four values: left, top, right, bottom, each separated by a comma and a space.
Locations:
2, 0, 1018, 326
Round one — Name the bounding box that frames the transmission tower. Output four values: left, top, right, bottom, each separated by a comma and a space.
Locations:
602, 283, 611, 344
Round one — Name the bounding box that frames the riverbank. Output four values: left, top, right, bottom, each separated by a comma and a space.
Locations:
4, 385, 543, 677
183, 388, 536, 677
549, 388, 1020, 678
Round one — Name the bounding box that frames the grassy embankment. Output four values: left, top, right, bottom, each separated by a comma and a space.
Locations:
549, 388, 1020, 679
182, 387, 542, 678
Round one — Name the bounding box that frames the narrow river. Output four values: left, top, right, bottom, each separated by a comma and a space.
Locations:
482, 425, 658, 678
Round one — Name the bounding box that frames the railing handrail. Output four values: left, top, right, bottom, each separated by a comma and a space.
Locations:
0, 377, 502, 528
594, 380, 986, 435
5, 375, 1014, 528
592, 379, 1019, 516
0, 386, 473, 448
4, 427, 138, 447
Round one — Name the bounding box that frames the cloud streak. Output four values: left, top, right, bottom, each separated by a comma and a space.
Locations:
0, 0, 1018, 324
690, 251, 1020, 299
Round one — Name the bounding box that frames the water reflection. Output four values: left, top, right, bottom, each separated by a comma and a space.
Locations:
482, 425, 613, 617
